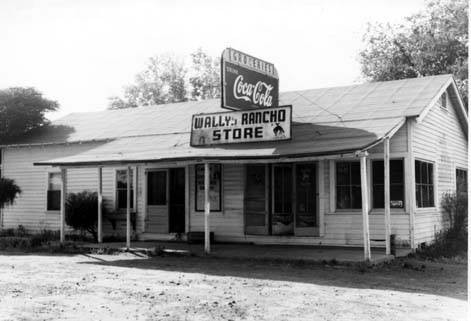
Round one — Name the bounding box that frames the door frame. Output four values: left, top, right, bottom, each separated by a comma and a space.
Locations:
145, 168, 169, 233
244, 164, 270, 235
294, 162, 319, 236
168, 167, 186, 233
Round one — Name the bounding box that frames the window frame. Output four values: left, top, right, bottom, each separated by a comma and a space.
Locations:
456, 167, 468, 196
415, 159, 435, 208
45, 170, 61, 212
115, 167, 137, 211
371, 158, 405, 210
334, 160, 362, 211
194, 164, 223, 212
440, 92, 447, 110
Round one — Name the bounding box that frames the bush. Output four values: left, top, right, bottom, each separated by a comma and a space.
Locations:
416, 192, 467, 259
65, 191, 108, 241
0, 177, 21, 208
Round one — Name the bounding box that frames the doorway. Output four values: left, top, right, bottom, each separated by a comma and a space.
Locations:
169, 168, 185, 233
146, 168, 185, 234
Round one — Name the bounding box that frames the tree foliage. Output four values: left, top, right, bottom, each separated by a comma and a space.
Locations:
108, 49, 220, 109
0, 87, 59, 142
65, 191, 108, 241
360, 0, 468, 105
0, 177, 21, 208
189, 48, 221, 101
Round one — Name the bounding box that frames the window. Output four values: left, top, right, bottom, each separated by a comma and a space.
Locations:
147, 171, 167, 205
336, 162, 361, 209
440, 92, 447, 109
372, 160, 404, 208
415, 160, 434, 208
456, 169, 467, 196
195, 164, 221, 211
116, 169, 134, 209
47, 172, 61, 211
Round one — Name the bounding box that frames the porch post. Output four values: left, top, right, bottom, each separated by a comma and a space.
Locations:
204, 162, 210, 254
360, 155, 371, 261
384, 138, 391, 255
97, 167, 103, 243
126, 165, 131, 249
60, 167, 67, 243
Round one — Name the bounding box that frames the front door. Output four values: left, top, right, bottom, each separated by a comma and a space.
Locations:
146, 170, 168, 233
294, 163, 318, 236
169, 168, 185, 233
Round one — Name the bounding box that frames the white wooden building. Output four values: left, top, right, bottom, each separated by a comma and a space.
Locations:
0, 74, 467, 258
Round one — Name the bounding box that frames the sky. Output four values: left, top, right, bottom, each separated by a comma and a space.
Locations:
0, 0, 426, 120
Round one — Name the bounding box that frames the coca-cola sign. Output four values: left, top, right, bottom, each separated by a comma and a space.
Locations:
221, 48, 279, 110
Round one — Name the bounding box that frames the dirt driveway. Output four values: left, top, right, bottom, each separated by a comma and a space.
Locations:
0, 252, 466, 321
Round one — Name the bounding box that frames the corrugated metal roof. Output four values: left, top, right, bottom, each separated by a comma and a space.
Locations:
35, 117, 405, 166
9, 74, 452, 146
14, 74, 458, 166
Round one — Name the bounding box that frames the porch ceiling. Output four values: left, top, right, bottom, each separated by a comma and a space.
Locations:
34, 116, 405, 167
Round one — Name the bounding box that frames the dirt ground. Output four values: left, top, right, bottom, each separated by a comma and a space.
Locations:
0, 252, 466, 321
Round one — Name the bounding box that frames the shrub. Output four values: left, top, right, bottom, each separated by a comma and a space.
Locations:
65, 191, 108, 241
416, 192, 468, 259
0, 177, 21, 208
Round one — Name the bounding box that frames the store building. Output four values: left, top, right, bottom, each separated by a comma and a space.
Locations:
0, 73, 467, 260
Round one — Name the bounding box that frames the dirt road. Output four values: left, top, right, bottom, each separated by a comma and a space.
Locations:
0, 253, 466, 321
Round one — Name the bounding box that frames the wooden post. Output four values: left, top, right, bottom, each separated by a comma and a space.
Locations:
97, 167, 103, 243
204, 162, 210, 254
360, 155, 371, 261
126, 166, 131, 249
384, 138, 391, 255
60, 168, 67, 243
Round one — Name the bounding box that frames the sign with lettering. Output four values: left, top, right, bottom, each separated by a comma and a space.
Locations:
221, 48, 279, 110
190, 105, 291, 146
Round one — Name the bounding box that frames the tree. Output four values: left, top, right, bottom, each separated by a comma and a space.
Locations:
189, 48, 221, 100
108, 49, 221, 109
65, 191, 108, 241
109, 54, 188, 109
0, 178, 21, 208
360, 0, 468, 106
0, 87, 59, 142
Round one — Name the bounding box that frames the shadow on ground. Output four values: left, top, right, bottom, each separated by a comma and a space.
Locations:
78, 253, 467, 301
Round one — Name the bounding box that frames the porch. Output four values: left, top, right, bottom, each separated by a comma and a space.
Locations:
80, 241, 411, 264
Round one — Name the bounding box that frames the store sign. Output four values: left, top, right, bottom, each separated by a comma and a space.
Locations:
190, 105, 291, 146
221, 48, 279, 110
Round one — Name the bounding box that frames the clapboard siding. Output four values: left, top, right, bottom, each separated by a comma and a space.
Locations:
189, 164, 245, 239
369, 123, 407, 154
1, 143, 135, 233
412, 92, 468, 244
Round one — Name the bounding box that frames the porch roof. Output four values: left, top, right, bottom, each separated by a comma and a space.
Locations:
35, 116, 405, 166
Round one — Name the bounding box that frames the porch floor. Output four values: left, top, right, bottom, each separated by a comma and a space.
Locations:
80, 241, 412, 264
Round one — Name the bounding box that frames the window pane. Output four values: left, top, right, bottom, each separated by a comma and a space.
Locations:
336, 186, 351, 209
47, 190, 61, 211
118, 190, 134, 209
147, 171, 167, 205
372, 161, 383, 184
373, 160, 404, 209
351, 186, 362, 209
390, 160, 404, 184
373, 184, 384, 208
350, 162, 361, 185
415, 161, 420, 183
336, 163, 349, 185
456, 169, 468, 195
49, 173, 61, 190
